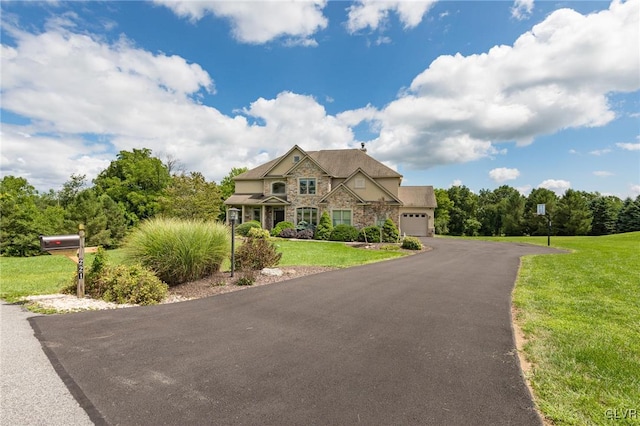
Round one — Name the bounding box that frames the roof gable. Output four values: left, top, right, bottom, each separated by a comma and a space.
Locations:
318, 183, 367, 205
342, 168, 402, 204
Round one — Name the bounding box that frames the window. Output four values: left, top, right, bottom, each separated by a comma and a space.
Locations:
355, 178, 365, 189
252, 208, 261, 222
296, 207, 318, 226
272, 182, 286, 194
299, 178, 316, 195
293, 155, 300, 163
332, 210, 352, 226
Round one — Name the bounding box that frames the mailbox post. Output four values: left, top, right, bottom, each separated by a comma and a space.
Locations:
39, 228, 86, 298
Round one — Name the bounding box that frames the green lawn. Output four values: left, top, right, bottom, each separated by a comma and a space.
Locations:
472, 233, 640, 425
0, 241, 405, 303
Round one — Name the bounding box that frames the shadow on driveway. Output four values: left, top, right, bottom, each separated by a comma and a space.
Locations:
30, 238, 563, 425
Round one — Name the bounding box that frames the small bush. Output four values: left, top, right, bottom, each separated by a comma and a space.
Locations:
247, 227, 270, 239
359, 226, 381, 243
236, 270, 256, 286
236, 220, 261, 237
271, 221, 295, 237
101, 264, 168, 305
235, 236, 282, 270
124, 218, 230, 286
401, 236, 423, 250
315, 212, 333, 240
62, 247, 109, 296
329, 224, 359, 242
296, 229, 314, 239
278, 228, 298, 238
382, 218, 399, 243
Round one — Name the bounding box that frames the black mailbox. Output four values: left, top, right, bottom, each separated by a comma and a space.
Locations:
40, 235, 81, 252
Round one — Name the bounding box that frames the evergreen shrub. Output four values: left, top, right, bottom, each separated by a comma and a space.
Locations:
401, 236, 423, 250
359, 226, 381, 243
329, 224, 359, 242
382, 219, 399, 243
271, 221, 295, 237
314, 212, 333, 240
236, 220, 261, 237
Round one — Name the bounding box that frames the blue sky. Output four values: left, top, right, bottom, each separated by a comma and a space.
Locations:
1, 0, 638, 198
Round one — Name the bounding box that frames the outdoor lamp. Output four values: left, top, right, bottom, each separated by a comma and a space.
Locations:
228, 208, 240, 277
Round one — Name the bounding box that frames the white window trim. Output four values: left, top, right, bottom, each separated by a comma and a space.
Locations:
271, 181, 286, 195
298, 177, 317, 195
332, 209, 353, 226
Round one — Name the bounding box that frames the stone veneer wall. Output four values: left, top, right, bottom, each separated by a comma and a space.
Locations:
284, 159, 331, 224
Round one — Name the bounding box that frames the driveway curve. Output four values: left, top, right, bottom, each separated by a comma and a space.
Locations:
30, 238, 561, 425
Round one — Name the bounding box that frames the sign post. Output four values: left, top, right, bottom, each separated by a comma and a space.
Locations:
77, 224, 85, 298
537, 204, 551, 246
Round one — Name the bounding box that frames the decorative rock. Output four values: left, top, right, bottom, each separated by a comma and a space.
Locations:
261, 268, 284, 277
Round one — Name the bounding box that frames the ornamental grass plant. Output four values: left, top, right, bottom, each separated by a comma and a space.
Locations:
124, 218, 230, 286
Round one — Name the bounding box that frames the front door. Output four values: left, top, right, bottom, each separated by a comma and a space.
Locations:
273, 208, 285, 228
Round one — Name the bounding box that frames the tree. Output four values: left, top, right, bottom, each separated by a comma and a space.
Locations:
0, 176, 48, 256
219, 166, 248, 220
589, 195, 622, 236
59, 174, 87, 208
93, 149, 170, 225
434, 189, 453, 235
524, 188, 558, 236
64, 189, 128, 248
616, 197, 640, 233
159, 172, 222, 221
314, 211, 333, 240
554, 189, 592, 236
447, 185, 478, 236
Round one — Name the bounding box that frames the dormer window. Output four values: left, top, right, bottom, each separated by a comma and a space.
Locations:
272, 182, 286, 195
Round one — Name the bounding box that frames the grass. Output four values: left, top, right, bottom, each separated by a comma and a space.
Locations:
470, 232, 640, 425
0, 240, 406, 302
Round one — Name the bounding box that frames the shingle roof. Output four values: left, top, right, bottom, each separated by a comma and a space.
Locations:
235, 148, 402, 180
398, 186, 437, 208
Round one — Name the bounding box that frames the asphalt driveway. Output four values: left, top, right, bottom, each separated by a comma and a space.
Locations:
30, 238, 561, 425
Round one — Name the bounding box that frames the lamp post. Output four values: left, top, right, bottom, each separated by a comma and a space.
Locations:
228, 208, 240, 277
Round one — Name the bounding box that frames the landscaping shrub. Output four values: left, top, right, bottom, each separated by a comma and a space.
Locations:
382, 218, 399, 243
359, 226, 381, 243
247, 227, 270, 239
236, 220, 261, 237
234, 236, 282, 271
236, 270, 256, 286
315, 212, 333, 240
271, 221, 295, 237
329, 224, 359, 242
124, 217, 230, 286
296, 229, 314, 239
278, 228, 298, 238
62, 246, 109, 297
401, 236, 423, 250
101, 264, 168, 305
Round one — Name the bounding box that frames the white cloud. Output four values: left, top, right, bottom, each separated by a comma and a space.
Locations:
489, 167, 520, 183
511, 0, 534, 20
593, 171, 614, 177
630, 184, 640, 197
589, 149, 612, 156
516, 185, 532, 195
616, 142, 640, 151
0, 24, 356, 191
154, 0, 328, 45
538, 179, 571, 195
451, 179, 462, 187
346, 0, 437, 33
357, 0, 640, 169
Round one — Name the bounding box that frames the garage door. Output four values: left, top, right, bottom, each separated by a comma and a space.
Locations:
401, 213, 427, 237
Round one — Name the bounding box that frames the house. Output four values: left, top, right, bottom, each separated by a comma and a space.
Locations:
224, 145, 437, 237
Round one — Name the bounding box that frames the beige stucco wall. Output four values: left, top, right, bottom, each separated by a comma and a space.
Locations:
344, 172, 398, 202
235, 180, 263, 193
266, 148, 306, 176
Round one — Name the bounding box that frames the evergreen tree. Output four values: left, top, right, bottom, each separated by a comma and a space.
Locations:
554, 189, 592, 236
314, 211, 333, 240
616, 197, 640, 233
589, 195, 622, 235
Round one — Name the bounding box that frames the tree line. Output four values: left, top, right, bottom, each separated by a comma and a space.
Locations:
1, 147, 639, 256
434, 185, 640, 237
0, 148, 246, 256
